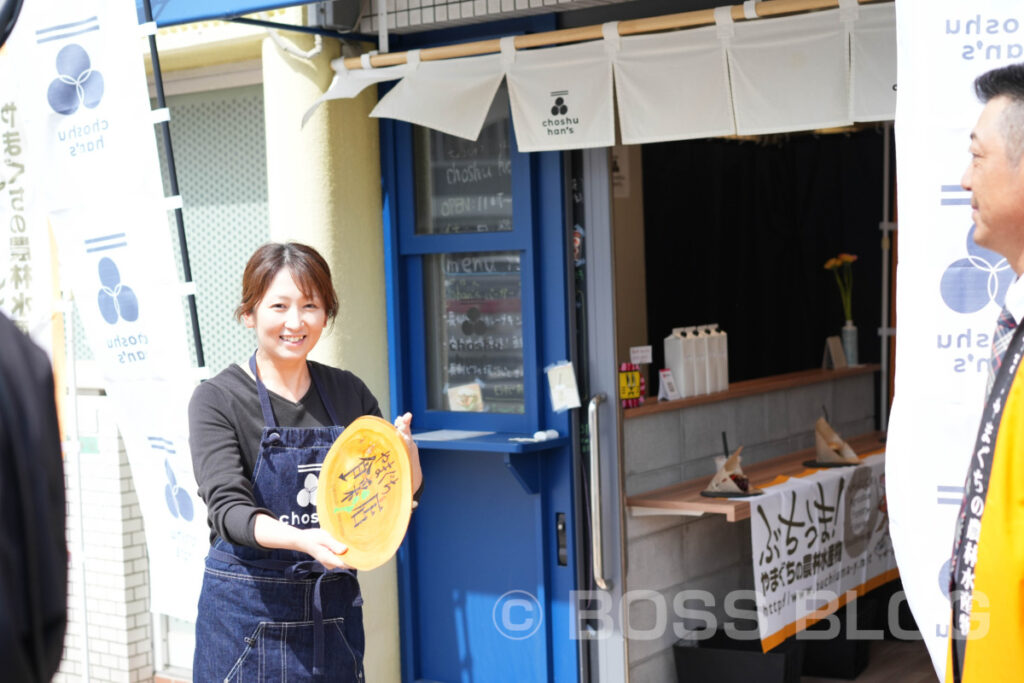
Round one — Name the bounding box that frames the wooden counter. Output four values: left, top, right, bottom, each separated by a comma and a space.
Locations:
624, 365, 880, 419
626, 431, 885, 522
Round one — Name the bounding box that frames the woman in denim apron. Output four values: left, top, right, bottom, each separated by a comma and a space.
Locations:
189, 243, 422, 681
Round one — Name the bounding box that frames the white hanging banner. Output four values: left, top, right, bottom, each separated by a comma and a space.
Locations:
850, 3, 897, 122
48, 201, 208, 622
301, 57, 411, 128
889, 1, 1024, 677
614, 25, 735, 144
0, 51, 56, 355
50, 204, 192, 382
372, 51, 506, 141
11, 0, 164, 211
10, 0, 207, 623
506, 39, 615, 152
729, 8, 852, 135
109, 381, 208, 623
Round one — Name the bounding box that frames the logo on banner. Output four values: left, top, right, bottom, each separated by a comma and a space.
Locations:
940, 224, 1013, 313
47, 44, 104, 116
550, 93, 568, 116
150, 437, 195, 522
544, 90, 579, 137
96, 257, 138, 324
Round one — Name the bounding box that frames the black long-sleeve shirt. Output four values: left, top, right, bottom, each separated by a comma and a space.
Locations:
188, 361, 381, 547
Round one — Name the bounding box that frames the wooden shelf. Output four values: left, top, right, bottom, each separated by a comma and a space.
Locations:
624, 365, 880, 419
626, 431, 886, 522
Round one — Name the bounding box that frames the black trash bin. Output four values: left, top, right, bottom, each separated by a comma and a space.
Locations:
674, 627, 803, 683
800, 596, 879, 679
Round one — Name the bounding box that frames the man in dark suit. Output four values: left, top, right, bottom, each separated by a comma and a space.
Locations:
0, 312, 67, 682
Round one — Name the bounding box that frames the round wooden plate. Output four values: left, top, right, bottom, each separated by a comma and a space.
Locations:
317, 415, 412, 570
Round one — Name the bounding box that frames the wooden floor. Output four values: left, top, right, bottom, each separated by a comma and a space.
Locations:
802, 638, 938, 683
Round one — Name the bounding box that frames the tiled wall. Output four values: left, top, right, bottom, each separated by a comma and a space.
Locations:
622, 372, 876, 680
56, 387, 153, 683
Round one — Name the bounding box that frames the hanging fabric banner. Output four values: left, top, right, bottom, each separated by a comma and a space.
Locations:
304, 7, 897, 146
505, 38, 615, 152
729, 8, 852, 135
0, 52, 56, 355
301, 57, 411, 128
613, 24, 735, 144
850, 3, 897, 122
9, 0, 208, 622
371, 51, 506, 141
889, 0, 1023, 676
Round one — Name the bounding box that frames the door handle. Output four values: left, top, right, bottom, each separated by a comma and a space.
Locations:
588, 393, 612, 590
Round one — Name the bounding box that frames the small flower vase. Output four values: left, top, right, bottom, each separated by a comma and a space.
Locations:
841, 320, 858, 366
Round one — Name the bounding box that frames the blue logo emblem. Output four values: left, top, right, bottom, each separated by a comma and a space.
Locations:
96, 257, 138, 324
939, 225, 1013, 313
47, 44, 104, 115
164, 459, 194, 522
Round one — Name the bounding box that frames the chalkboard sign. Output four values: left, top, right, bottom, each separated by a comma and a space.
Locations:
423, 251, 525, 414
414, 88, 513, 235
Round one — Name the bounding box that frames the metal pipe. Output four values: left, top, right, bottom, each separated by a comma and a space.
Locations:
142, 0, 205, 370
63, 294, 91, 682
226, 16, 375, 42
588, 393, 611, 591
339, 0, 892, 70
880, 122, 892, 431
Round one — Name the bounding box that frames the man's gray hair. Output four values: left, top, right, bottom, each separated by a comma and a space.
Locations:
975, 63, 1024, 165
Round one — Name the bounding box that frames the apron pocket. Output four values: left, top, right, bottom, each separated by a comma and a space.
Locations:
224, 617, 363, 682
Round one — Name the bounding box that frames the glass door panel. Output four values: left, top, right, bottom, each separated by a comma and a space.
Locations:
423, 250, 525, 414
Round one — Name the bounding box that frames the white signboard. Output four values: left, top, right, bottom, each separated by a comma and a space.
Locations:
751, 454, 897, 651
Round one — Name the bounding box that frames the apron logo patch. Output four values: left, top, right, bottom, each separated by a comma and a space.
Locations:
278, 465, 321, 527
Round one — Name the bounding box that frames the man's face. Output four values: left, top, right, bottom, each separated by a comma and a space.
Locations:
962, 95, 1024, 262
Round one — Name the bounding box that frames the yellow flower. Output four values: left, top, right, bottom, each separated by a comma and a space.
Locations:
824, 257, 840, 270
838, 253, 858, 264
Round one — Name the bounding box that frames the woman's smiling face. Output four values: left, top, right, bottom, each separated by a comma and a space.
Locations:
243, 267, 327, 364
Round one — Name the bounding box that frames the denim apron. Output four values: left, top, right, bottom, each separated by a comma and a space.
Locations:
193, 356, 365, 682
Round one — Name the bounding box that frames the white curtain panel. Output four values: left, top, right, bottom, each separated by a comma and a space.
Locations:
371, 52, 506, 140
850, 2, 897, 122
506, 39, 615, 152
614, 25, 736, 144
728, 8, 852, 135
302, 59, 411, 127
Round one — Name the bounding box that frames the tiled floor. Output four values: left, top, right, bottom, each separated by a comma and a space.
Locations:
803, 638, 938, 683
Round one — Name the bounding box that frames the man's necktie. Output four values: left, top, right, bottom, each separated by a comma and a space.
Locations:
987, 306, 1017, 397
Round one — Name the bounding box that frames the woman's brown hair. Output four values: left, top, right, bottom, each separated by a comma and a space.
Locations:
234, 242, 339, 322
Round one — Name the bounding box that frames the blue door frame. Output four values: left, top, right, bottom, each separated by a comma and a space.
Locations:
379, 16, 581, 682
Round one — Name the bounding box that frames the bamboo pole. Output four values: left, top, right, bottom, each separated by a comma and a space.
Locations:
342, 0, 891, 70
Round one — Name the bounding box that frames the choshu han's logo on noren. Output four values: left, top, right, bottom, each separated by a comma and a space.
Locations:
544, 90, 578, 137
47, 43, 104, 116
939, 185, 1012, 313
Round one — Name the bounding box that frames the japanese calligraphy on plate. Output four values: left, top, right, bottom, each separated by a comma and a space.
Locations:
317, 415, 413, 571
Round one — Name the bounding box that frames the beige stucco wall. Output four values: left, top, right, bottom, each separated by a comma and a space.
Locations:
261, 33, 399, 683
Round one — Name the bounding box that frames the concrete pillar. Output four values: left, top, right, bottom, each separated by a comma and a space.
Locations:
261, 34, 399, 683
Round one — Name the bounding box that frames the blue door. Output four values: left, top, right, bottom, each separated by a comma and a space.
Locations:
380, 37, 582, 680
